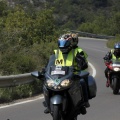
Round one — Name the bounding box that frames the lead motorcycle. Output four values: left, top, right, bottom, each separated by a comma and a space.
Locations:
104, 58, 120, 94
31, 60, 96, 120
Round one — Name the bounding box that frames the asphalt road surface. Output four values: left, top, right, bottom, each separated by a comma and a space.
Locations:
1, 37, 120, 120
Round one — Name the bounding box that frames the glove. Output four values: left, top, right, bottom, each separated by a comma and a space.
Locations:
76, 52, 85, 60
41, 68, 46, 75
103, 56, 111, 63
103, 57, 108, 60
75, 53, 88, 70
76, 53, 84, 64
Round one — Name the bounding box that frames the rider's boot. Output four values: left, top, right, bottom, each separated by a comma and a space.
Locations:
44, 108, 49, 114
84, 101, 90, 108
43, 101, 50, 114
80, 106, 87, 115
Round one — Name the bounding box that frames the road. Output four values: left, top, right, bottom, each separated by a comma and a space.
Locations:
1, 37, 120, 120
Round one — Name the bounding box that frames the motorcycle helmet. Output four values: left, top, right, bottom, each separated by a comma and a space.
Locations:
71, 33, 78, 47
58, 34, 72, 53
114, 42, 120, 57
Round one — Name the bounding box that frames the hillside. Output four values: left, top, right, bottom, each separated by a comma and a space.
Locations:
4, 0, 120, 36
0, 0, 119, 76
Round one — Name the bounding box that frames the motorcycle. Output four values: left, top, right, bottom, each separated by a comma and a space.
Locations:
104, 58, 120, 94
31, 61, 96, 120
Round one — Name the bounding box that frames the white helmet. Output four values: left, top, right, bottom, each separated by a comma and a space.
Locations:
71, 33, 78, 47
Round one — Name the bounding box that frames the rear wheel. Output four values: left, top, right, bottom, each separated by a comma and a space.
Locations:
53, 105, 61, 120
112, 78, 119, 94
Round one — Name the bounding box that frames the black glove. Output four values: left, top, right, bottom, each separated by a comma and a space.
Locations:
75, 53, 88, 70
76, 53, 84, 64
103, 52, 112, 61
103, 56, 108, 60
41, 68, 46, 75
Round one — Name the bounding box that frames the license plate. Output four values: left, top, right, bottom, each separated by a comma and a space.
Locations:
112, 64, 120, 67
51, 70, 65, 75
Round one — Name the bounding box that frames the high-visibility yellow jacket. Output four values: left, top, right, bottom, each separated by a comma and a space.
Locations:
54, 47, 88, 72
111, 49, 120, 60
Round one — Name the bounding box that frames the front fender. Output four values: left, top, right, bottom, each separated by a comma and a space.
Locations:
50, 95, 63, 105
50, 95, 67, 112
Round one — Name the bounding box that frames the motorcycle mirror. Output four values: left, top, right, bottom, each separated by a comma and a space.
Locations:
31, 71, 43, 79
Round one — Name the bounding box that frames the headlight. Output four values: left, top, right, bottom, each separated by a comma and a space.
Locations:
46, 80, 54, 87
113, 67, 120, 71
61, 79, 71, 87
46, 79, 72, 89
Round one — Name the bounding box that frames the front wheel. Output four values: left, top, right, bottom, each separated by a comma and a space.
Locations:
112, 78, 119, 94
53, 105, 61, 120
71, 117, 77, 120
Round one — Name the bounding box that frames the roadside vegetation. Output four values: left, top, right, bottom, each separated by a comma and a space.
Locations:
107, 35, 120, 48
0, 0, 120, 103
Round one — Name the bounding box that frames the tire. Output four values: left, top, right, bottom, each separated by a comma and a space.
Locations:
112, 78, 119, 94
53, 105, 61, 120
69, 116, 77, 120
73, 117, 77, 120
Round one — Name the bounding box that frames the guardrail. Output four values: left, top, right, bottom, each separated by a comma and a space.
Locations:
70, 30, 115, 39
0, 73, 34, 88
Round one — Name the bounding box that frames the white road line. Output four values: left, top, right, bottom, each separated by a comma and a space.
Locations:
88, 62, 96, 77
0, 62, 96, 109
0, 96, 44, 109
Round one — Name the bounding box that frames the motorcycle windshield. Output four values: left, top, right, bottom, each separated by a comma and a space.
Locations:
45, 58, 74, 80
112, 59, 120, 67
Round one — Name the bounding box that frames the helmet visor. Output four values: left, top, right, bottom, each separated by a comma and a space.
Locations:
58, 39, 70, 48
58, 39, 66, 47
115, 49, 120, 57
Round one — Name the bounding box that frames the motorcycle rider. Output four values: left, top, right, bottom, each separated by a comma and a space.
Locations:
103, 42, 120, 87
44, 32, 90, 114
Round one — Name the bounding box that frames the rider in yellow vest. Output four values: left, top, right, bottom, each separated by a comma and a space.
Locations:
56, 33, 88, 68
44, 33, 89, 114
103, 42, 120, 87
